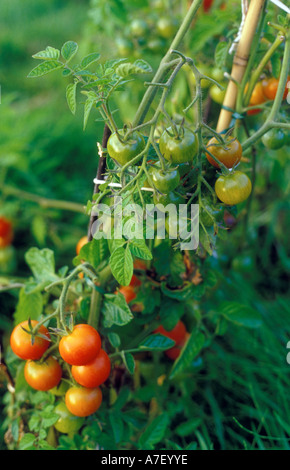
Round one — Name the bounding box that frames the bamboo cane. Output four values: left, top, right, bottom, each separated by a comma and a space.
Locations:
216, 0, 266, 133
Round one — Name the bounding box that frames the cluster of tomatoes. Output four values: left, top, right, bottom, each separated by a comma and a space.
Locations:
107, 124, 252, 210
247, 76, 289, 116
9, 319, 111, 425
0, 216, 16, 274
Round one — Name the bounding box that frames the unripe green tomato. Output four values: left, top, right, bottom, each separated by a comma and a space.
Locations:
115, 38, 134, 57
107, 130, 145, 166
210, 84, 226, 104
147, 37, 166, 54
130, 19, 148, 37
159, 126, 198, 164
54, 402, 84, 434
151, 167, 180, 194
210, 67, 225, 82
261, 128, 287, 150
157, 17, 178, 39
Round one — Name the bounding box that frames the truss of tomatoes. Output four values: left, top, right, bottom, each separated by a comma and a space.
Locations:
10, 320, 111, 420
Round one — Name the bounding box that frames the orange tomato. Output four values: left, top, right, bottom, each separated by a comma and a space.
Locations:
262, 76, 290, 101
76, 236, 88, 256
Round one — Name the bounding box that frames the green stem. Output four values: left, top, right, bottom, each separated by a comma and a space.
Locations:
88, 264, 112, 328
132, 0, 203, 127
1, 185, 85, 214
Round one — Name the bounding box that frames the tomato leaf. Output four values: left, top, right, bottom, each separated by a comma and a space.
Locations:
14, 288, 43, 325
218, 301, 263, 328
128, 238, 152, 260
139, 334, 175, 351
66, 81, 77, 115
102, 293, 133, 328
32, 46, 60, 61
170, 330, 205, 379
139, 413, 169, 450
123, 352, 135, 374
81, 52, 101, 69
27, 60, 64, 78
61, 41, 78, 62
109, 245, 133, 286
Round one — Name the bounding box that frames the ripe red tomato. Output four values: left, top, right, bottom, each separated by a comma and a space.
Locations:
155, 320, 187, 346
130, 274, 141, 288
24, 356, 62, 391
65, 386, 103, 417
165, 332, 190, 360
118, 285, 137, 303
215, 171, 252, 205
203, 0, 214, 12
0, 217, 13, 248
10, 320, 50, 360
76, 236, 88, 255
71, 349, 111, 388
59, 324, 101, 366
133, 260, 147, 271
262, 76, 289, 101
206, 136, 242, 169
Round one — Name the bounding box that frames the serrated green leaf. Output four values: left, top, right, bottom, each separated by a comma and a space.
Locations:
18, 433, 36, 450
109, 413, 124, 444
66, 81, 77, 115
123, 352, 135, 374
115, 59, 152, 78
214, 41, 229, 70
109, 245, 133, 286
83, 95, 96, 130
14, 288, 43, 325
61, 41, 78, 62
102, 293, 133, 328
170, 330, 205, 379
27, 60, 63, 78
219, 301, 263, 328
81, 52, 101, 69
76, 238, 109, 270
139, 413, 169, 450
24, 247, 57, 283
129, 238, 152, 260
139, 334, 175, 351
32, 46, 60, 61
